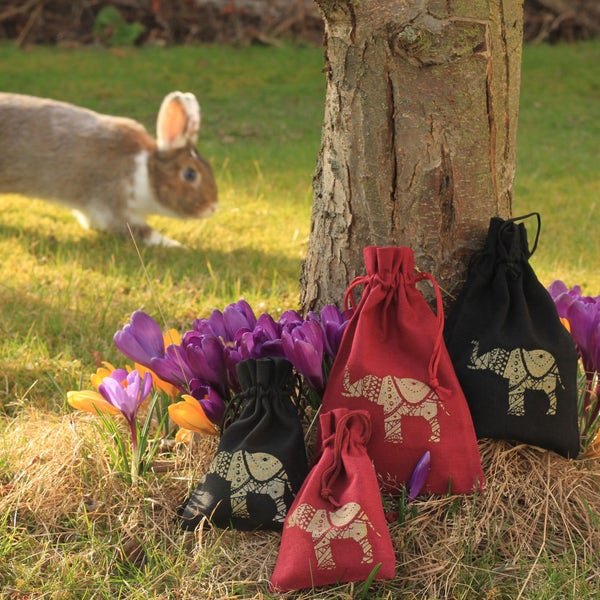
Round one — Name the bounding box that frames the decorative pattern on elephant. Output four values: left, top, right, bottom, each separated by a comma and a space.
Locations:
467, 341, 562, 416
203, 450, 293, 523
342, 369, 446, 443
286, 502, 376, 570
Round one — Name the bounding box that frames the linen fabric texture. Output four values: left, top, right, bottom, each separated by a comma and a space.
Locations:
318, 246, 484, 495
444, 215, 580, 458
270, 408, 395, 592
178, 357, 308, 531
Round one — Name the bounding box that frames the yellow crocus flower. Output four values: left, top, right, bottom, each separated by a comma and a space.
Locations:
168, 394, 218, 436
174, 428, 194, 445
67, 389, 121, 417
90, 361, 119, 389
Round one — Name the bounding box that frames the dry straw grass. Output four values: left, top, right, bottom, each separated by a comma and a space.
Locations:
2, 409, 600, 598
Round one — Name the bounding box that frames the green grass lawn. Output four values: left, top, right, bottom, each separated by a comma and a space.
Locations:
514, 41, 600, 289
0, 40, 599, 599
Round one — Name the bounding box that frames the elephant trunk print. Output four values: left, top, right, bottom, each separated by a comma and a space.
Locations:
286, 502, 376, 570
342, 369, 446, 443
467, 341, 562, 416
206, 450, 293, 523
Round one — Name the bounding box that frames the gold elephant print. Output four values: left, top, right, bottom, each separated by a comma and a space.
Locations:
468, 341, 562, 416
343, 369, 447, 443
286, 502, 376, 570
205, 449, 293, 523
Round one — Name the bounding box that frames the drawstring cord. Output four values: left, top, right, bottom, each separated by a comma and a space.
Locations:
499, 212, 541, 259
320, 411, 371, 507
411, 270, 446, 394
343, 266, 448, 395
344, 274, 371, 314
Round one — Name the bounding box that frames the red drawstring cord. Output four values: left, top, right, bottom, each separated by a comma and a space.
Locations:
344, 267, 448, 394
320, 411, 371, 507
343, 274, 370, 315
411, 271, 446, 393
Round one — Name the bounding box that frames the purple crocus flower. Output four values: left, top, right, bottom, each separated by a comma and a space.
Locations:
193, 299, 257, 343
282, 319, 325, 393
222, 300, 258, 338
407, 450, 431, 503
113, 311, 165, 369
549, 280, 600, 374
150, 344, 195, 392
188, 382, 226, 424
548, 281, 585, 320
567, 298, 600, 375
98, 369, 153, 451
549, 281, 600, 439
193, 309, 228, 339
237, 313, 285, 360
308, 304, 349, 359
223, 345, 243, 393
278, 310, 304, 331
181, 332, 229, 398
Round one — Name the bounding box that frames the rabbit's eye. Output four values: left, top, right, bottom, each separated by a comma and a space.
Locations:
182, 167, 198, 183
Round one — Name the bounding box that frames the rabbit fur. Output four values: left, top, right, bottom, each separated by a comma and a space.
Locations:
0, 91, 218, 247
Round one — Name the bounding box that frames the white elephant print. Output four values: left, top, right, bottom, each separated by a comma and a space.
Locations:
286, 502, 377, 570
467, 341, 562, 416
203, 449, 293, 523
342, 369, 447, 443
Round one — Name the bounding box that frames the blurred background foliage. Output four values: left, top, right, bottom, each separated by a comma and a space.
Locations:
0, 0, 598, 48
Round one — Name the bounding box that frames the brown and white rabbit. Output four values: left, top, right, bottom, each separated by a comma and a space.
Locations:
0, 91, 218, 247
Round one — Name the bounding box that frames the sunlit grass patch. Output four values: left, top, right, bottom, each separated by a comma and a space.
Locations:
0, 39, 599, 598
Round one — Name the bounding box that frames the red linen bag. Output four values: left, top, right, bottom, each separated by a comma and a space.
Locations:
318, 246, 483, 495
270, 408, 395, 592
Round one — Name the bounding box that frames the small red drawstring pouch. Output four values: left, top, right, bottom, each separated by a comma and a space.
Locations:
317, 246, 484, 495
270, 408, 395, 592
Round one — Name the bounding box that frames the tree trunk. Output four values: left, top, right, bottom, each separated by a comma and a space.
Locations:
300, 0, 524, 312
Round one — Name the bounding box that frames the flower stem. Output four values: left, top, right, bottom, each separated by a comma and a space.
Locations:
129, 419, 139, 485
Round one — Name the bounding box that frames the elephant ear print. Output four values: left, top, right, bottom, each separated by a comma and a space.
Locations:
342, 368, 444, 443
244, 451, 285, 481
522, 349, 557, 379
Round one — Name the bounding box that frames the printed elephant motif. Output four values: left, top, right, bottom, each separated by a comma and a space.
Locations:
204, 450, 293, 523
467, 341, 562, 416
286, 502, 376, 570
342, 369, 447, 443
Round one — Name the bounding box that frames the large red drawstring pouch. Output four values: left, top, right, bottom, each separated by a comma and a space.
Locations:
318, 246, 483, 495
270, 408, 395, 592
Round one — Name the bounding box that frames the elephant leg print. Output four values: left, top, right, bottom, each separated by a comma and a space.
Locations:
286, 502, 376, 570
206, 450, 292, 523
468, 341, 562, 416
342, 369, 445, 443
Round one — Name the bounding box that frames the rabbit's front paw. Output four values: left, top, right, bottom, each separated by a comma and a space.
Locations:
144, 229, 185, 248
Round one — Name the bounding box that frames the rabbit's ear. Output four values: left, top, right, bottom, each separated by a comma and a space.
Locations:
156, 92, 201, 150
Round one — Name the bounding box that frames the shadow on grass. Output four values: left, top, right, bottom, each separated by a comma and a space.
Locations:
0, 219, 304, 413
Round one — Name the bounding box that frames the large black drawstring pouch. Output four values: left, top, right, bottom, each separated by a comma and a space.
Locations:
444, 214, 580, 458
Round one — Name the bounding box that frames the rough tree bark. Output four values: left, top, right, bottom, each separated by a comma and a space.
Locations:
300, 0, 524, 312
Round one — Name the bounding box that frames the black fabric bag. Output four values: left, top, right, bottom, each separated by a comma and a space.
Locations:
178, 357, 309, 531
444, 214, 580, 458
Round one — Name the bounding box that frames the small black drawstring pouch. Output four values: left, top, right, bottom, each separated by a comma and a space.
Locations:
178, 357, 309, 531
444, 213, 580, 458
